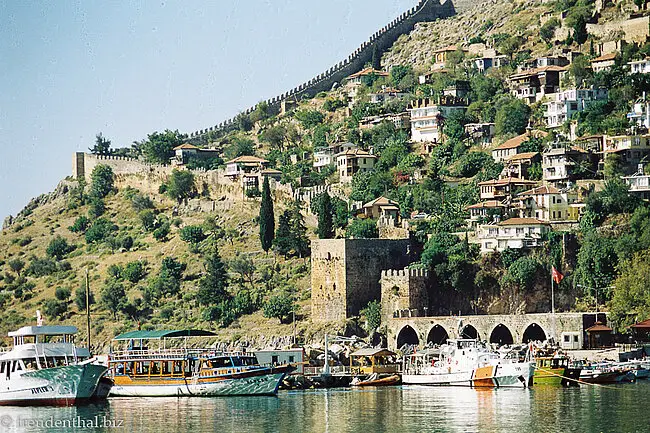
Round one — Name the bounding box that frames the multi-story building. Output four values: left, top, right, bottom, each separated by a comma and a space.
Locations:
409, 97, 467, 143
224, 155, 270, 191
628, 58, 650, 74
336, 149, 377, 182
543, 88, 608, 128
627, 98, 650, 130
515, 185, 579, 222
478, 177, 537, 201
369, 87, 409, 104
359, 112, 410, 131
345, 68, 389, 103
465, 200, 507, 226
502, 152, 541, 180
465, 123, 496, 147
476, 218, 551, 253
519, 55, 569, 71
508, 66, 565, 104
622, 167, 650, 200
604, 134, 650, 174
491, 130, 548, 162
313, 143, 357, 172
469, 55, 509, 73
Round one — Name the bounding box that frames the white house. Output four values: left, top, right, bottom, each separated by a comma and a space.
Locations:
477, 218, 550, 253
543, 88, 608, 128
622, 167, 650, 200
628, 58, 650, 75
336, 149, 377, 182
225, 155, 269, 178
590, 52, 617, 73
409, 98, 467, 143
516, 185, 580, 222
628, 98, 650, 130
491, 130, 548, 162
314, 143, 357, 172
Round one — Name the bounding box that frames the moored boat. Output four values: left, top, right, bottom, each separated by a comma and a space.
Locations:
107, 329, 294, 397
402, 339, 534, 388
580, 362, 636, 384
351, 373, 401, 387
533, 355, 582, 387
0, 325, 107, 406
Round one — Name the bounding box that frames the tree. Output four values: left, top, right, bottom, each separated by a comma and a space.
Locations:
88, 196, 106, 219
572, 14, 588, 45
273, 204, 310, 258
540, 18, 559, 43
259, 176, 275, 252
166, 169, 196, 202
263, 293, 294, 324
90, 165, 114, 199
68, 215, 89, 233
89, 133, 111, 155
55, 287, 71, 301
346, 218, 378, 239
295, 110, 324, 129
610, 252, 650, 330
123, 261, 146, 284
139, 129, 184, 165
100, 280, 126, 319
362, 300, 381, 331
8, 258, 25, 275
46, 236, 72, 260
43, 298, 68, 319
179, 225, 207, 244
495, 98, 531, 136
84, 218, 116, 244
316, 192, 334, 239
196, 247, 230, 306
273, 211, 293, 256
229, 253, 256, 287
371, 44, 381, 70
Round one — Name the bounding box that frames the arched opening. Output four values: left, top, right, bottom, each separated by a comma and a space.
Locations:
427, 325, 449, 345
396, 325, 420, 349
489, 324, 514, 346
460, 325, 479, 340
522, 323, 547, 343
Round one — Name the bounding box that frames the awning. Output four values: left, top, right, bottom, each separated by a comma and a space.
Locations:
112, 329, 217, 341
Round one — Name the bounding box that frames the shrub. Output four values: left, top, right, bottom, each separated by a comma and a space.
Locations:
131, 193, 154, 212
75, 286, 95, 311
69, 216, 90, 233
90, 164, 114, 199
8, 258, 25, 275
153, 224, 170, 241
166, 170, 196, 202
263, 293, 294, 324
346, 218, 378, 239
43, 299, 68, 319
88, 196, 106, 219
84, 218, 116, 244
139, 210, 156, 232
26, 257, 58, 277
121, 235, 134, 251
46, 236, 73, 260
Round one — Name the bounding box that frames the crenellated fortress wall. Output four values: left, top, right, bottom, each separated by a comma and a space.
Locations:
186, 0, 456, 142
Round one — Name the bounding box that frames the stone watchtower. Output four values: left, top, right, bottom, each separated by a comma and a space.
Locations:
311, 239, 413, 323
380, 268, 429, 322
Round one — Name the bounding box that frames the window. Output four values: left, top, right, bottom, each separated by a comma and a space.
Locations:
288, 356, 295, 363
574, 335, 579, 343
564, 335, 570, 342
271, 356, 279, 365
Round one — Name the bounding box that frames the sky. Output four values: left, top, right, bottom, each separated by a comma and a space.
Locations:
0, 0, 420, 220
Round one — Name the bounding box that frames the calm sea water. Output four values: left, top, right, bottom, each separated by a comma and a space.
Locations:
0, 382, 648, 433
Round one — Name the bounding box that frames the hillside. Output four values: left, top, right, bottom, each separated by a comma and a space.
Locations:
3, 0, 650, 349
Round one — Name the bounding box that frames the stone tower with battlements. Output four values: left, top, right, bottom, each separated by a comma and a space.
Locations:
381, 268, 430, 322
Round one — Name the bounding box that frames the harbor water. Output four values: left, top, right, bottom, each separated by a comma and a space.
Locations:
0, 381, 648, 432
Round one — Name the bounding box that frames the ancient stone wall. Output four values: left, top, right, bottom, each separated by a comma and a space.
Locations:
587, 16, 650, 43
311, 239, 349, 323
187, 0, 456, 141
380, 268, 429, 323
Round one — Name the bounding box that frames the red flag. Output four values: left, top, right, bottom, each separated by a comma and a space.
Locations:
552, 266, 564, 284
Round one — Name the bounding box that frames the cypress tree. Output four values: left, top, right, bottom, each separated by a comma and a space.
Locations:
273, 211, 293, 257
259, 176, 275, 252
290, 201, 310, 258
197, 246, 230, 306
317, 192, 334, 239
371, 44, 381, 70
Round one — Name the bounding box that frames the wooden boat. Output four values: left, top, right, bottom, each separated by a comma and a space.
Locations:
0, 325, 107, 406
107, 330, 294, 397
580, 363, 636, 384
533, 356, 581, 387
351, 373, 401, 387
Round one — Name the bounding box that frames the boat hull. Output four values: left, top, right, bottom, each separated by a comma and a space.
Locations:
109, 368, 290, 397
533, 367, 582, 387
403, 363, 533, 388
0, 363, 107, 406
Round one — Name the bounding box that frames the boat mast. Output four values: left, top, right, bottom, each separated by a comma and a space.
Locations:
86, 268, 91, 351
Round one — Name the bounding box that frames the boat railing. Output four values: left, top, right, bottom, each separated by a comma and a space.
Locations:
109, 348, 206, 361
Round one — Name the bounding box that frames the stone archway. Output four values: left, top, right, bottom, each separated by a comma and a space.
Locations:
396, 325, 420, 349
460, 324, 480, 340
427, 324, 449, 345
489, 323, 514, 346
522, 323, 547, 343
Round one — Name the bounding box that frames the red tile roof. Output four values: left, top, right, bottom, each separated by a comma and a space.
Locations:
519, 185, 561, 196
347, 68, 389, 79
477, 177, 537, 186
591, 52, 617, 63
498, 217, 549, 226
494, 131, 548, 151
226, 155, 268, 164
465, 200, 505, 210
505, 152, 540, 162
174, 143, 199, 150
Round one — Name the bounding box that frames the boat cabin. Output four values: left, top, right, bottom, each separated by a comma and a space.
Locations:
349, 348, 399, 375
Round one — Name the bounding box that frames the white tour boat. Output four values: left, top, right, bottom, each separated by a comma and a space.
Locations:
0, 325, 107, 406
402, 339, 534, 388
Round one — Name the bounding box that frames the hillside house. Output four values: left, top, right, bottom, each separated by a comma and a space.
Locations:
369, 87, 409, 104
628, 98, 650, 130
478, 177, 537, 201
345, 68, 389, 103
432, 45, 467, 69
520, 55, 569, 71
225, 155, 269, 178
337, 149, 377, 182
574, 134, 606, 153
491, 130, 548, 162
542, 143, 594, 186
359, 113, 410, 131
465, 123, 496, 147
604, 134, 650, 173
418, 69, 449, 85
442, 80, 470, 98
544, 88, 608, 128
465, 200, 506, 226
362, 196, 401, 225
508, 66, 565, 104
314, 142, 357, 172
409, 97, 468, 143
628, 58, 650, 75
622, 167, 650, 200
590, 52, 617, 73
468, 54, 509, 73
515, 185, 579, 222
502, 152, 541, 179
172, 143, 220, 166
477, 218, 550, 253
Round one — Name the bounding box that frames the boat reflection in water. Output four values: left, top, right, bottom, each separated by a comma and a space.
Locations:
402, 339, 534, 388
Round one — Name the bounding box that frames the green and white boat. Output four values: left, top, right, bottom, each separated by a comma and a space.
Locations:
0, 325, 107, 406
